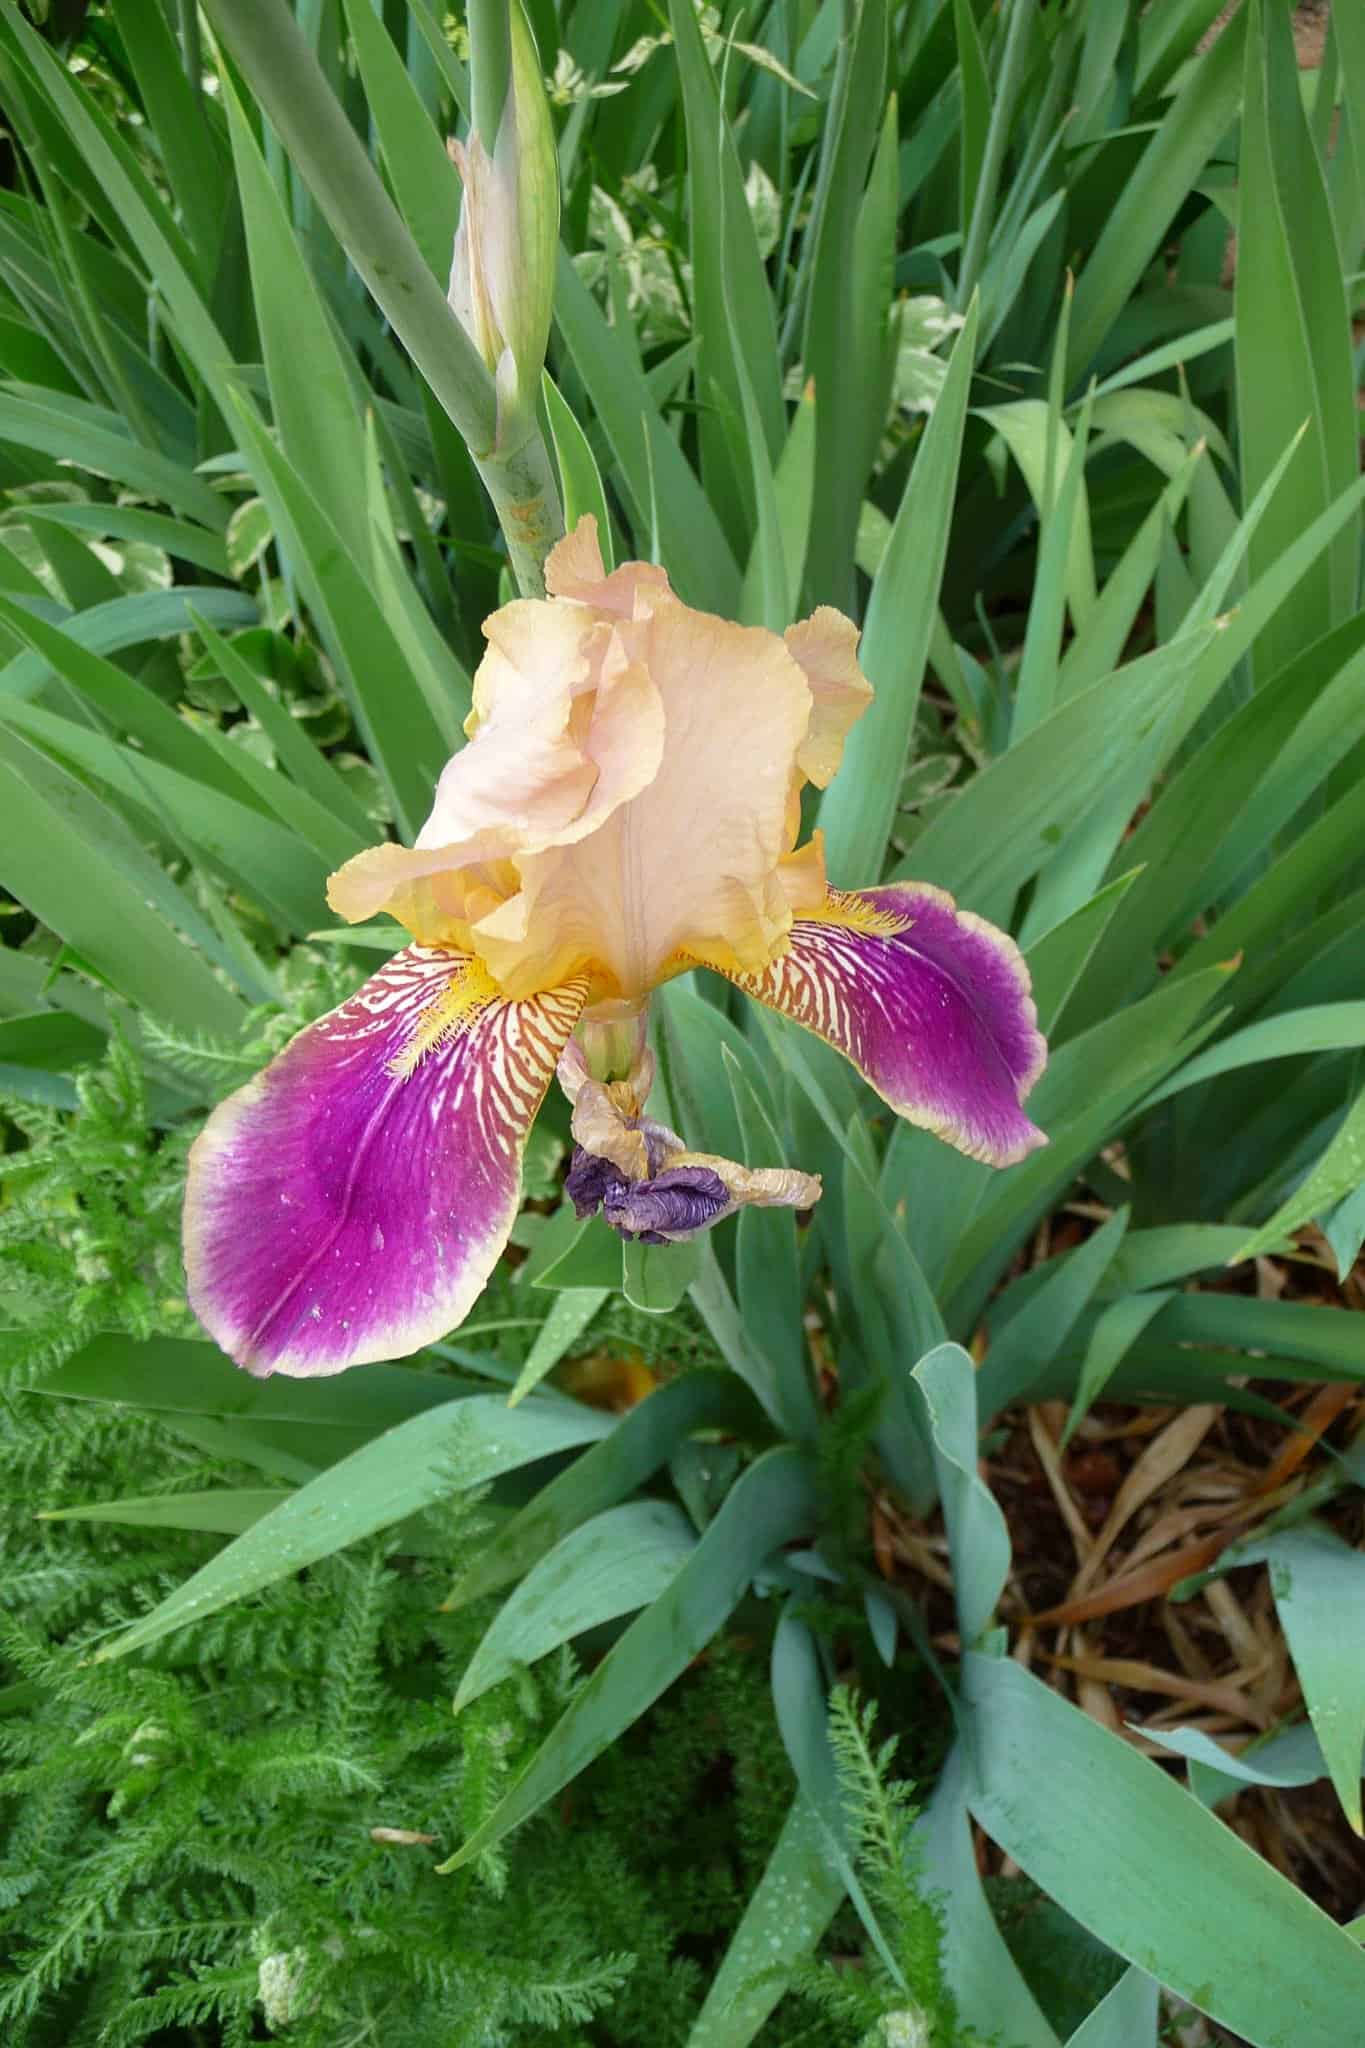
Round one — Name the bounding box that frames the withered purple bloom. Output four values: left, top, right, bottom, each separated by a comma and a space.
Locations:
566, 1150, 731, 1245
557, 1044, 819, 1246
183, 518, 1046, 1379
605, 1169, 731, 1244
564, 1145, 623, 1221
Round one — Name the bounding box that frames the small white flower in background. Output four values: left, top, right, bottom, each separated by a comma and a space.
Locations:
567, 110, 777, 339
877, 2010, 932, 2048
576, 185, 690, 344
899, 295, 967, 348
257, 1936, 346, 2030
547, 47, 629, 104
587, 183, 635, 254
257, 1949, 312, 2032
782, 292, 965, 479
611, 30, 667, 76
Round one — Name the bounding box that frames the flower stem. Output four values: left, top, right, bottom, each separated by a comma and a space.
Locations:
202, 0, 562, 595
474, 426, 565, 599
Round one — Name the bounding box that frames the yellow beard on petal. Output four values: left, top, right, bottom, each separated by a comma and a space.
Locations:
814, 890, 915, 940
387, 954, 502, 1078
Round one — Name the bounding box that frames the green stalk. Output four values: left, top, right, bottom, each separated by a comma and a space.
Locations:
479, 424, 566, 597
201, 0, 563, 594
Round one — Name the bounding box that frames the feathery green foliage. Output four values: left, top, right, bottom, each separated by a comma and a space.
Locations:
0, 1327, 824, 2045
778, 1687, 987, 2048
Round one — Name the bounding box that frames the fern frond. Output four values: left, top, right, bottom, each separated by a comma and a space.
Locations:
95, 1961, 261, 2048
138, 1016, 259, 1094
508, 1951, 637, 2025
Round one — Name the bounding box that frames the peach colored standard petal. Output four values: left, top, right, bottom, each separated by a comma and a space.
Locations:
430, 601, 623, 835
785, 607, 874, 789
328, 841, 486, 931
469, 592, 816, 1000
434, 615, 665, 865
544, 514, 672, 618
325, 520, 871, 1008
328, 595, 665, 956
543, 514, 606, 597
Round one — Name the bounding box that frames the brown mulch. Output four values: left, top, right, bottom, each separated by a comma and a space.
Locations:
873, 1220, 1365, 1933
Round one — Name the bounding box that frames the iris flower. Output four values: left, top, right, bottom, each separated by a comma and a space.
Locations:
184, 520, 1045, 1378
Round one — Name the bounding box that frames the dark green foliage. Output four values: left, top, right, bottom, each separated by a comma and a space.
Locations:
812, 1380, 889, 1571
985, 1878, 1128, 2040
0, 1430, 847, 2047
587, 1639, 798, 1957
0, 1516, 644, 2046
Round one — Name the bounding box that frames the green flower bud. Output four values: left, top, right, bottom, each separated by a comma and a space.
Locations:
448, 1, 558, 455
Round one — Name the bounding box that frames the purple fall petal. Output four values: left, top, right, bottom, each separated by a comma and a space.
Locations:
729, 883, 1047, 1166
184, 945, 586, 1377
